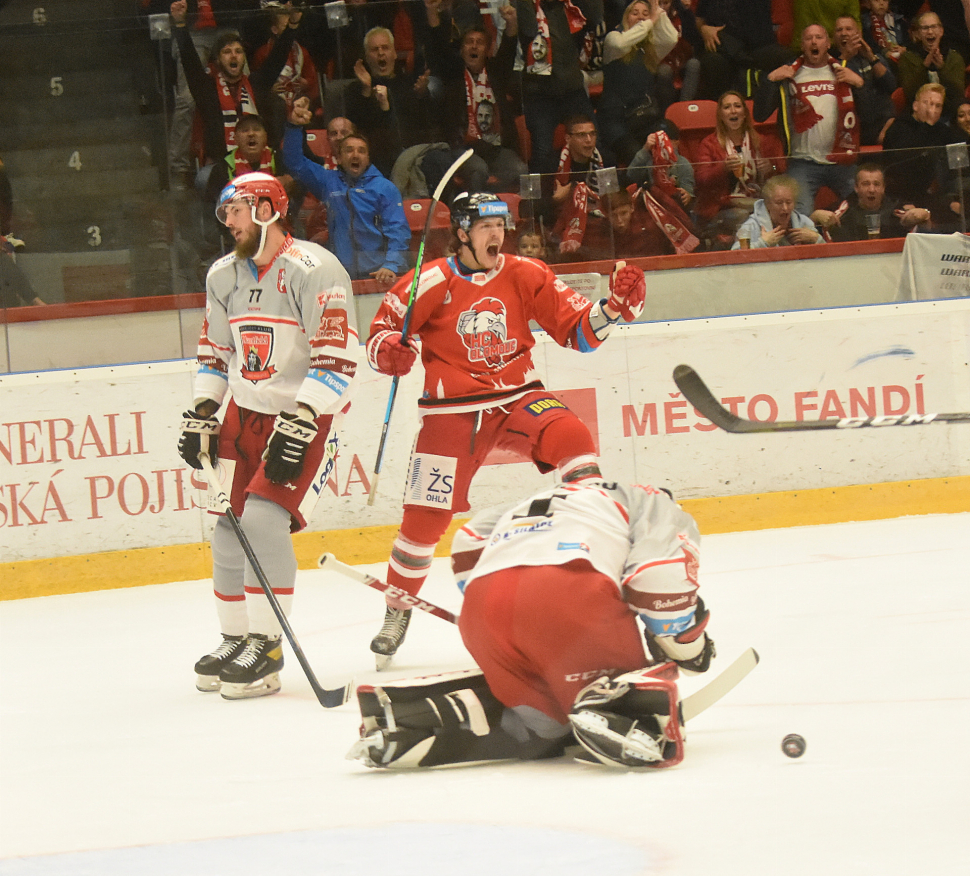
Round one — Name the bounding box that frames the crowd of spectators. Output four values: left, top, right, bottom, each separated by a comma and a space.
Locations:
140, 0, 970, 288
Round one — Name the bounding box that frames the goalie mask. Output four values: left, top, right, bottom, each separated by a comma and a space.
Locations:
450, 192, 515, 233
216, 172, 289, 260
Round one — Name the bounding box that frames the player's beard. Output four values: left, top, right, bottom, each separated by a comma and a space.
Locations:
234, 225, 260, 260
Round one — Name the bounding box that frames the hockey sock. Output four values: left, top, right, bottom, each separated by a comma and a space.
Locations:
239, 495, 296, 637
388, 508, 453, 599
211, 516, 248, 637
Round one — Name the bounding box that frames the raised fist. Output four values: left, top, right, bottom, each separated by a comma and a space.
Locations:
607, 264, 646, 322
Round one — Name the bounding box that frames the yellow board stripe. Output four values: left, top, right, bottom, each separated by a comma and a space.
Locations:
2, 477, 967, 601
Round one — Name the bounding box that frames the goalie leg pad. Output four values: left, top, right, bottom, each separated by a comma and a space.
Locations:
349, 670, 569, 768
570, 666, 685, 768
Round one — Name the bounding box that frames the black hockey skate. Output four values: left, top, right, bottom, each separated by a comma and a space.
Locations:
219, 633, 284, 700
369, 606, 412, 670
194, 634, 246, 692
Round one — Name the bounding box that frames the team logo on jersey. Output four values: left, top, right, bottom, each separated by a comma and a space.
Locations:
456, 296, 517, 367
312, 310, 348, 345
239, 325, 277, 383
277, 268, 287, 294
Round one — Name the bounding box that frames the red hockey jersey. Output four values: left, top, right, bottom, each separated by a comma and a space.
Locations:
366, 254, 609, 413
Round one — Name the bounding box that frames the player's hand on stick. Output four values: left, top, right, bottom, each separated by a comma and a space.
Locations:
607, 263, 646, 322
374, 330, 417, 376
263, 409, 318, 484
178, 409, 220, 470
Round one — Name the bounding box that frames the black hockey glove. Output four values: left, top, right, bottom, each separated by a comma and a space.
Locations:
644, 597, 715, 675
178, 410, 221, 470
263, 411, 318, 484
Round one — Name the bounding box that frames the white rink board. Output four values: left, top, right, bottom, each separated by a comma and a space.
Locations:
1, 300, 968, 561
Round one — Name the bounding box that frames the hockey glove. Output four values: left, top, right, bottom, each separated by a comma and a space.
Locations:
178, 409, 220, 470
263, 411, 318, 484
607, 264, 646, 322
645, 597, 715, 675
375, 331, 417, 377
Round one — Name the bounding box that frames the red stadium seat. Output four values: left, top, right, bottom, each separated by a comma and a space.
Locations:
664, 100, 718, 162
403, 199, 452, 260
304, 130, 331, 162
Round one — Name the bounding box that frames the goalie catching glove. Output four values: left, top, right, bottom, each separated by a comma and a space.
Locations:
607, 264, 646, 322
262, 409, 318, 484
370, 330, 417, 377
178, 409, 220, 469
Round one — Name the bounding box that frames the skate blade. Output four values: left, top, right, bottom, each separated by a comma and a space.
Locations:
374, 653, 394, 672
220, 673, 282, 700
196, 674, 221, 692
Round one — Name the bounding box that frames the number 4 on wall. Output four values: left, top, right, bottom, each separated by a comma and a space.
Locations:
68, 151, 82, 171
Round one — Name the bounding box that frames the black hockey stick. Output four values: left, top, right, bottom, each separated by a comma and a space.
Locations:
198, 454, 352, 708
318, 552, 460, 624
673, 364, 970, 433
367, 148, 475, 506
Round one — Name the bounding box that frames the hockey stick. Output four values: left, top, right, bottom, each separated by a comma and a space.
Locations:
198, 454, 353, 708
681, 647, 759, 721
367, 147, 475, 506
317, 552, 460, 624
674, 364, 970, 433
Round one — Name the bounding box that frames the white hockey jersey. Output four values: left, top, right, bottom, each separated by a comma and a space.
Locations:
195, 236, 359, 416
460, 481, 701, 638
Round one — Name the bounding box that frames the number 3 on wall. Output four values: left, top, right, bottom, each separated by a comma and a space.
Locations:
87, 226, 102, 247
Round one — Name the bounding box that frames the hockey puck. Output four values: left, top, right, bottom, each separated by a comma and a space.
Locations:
781, 734, 806, 758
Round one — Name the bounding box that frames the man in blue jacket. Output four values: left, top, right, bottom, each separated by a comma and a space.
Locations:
283, 97, 410, 285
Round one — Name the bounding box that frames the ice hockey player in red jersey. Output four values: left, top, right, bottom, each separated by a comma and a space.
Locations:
364, 192, 648, 668
347, 480, 715, 769
177, 172, 358, 699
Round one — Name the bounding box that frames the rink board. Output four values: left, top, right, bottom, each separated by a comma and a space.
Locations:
1, 300, 969, 575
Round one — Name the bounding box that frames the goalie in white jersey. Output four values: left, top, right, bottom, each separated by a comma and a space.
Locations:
177, 172, 359, 700
348, 481, 716, 769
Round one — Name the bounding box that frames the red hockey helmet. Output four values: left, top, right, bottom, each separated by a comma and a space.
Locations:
215, 172, 289, 225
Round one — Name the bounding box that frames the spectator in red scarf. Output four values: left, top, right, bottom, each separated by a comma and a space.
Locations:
421, 0, 528, 196
754, 24, 863, 215
694, 91, 784, 248
169, 1, 300, 184
551, 114, 606, 255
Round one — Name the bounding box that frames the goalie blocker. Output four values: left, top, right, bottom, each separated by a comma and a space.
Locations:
346, 663, 685, 770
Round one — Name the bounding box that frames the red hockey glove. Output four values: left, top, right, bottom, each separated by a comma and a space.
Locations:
607, 264, 646, 322
375, 331, 417, 377
644, 598, 715, 676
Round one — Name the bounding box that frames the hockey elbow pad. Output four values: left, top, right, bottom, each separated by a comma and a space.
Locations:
645, 598, 715, 675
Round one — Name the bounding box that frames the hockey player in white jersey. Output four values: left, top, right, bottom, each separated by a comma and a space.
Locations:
178, 172, 359, 699
348, 480, 716, 769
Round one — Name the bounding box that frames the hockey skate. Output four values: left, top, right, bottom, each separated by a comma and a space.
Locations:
219, 634, 284, 700
369, 606, 412, 670
194, 634, 247, 692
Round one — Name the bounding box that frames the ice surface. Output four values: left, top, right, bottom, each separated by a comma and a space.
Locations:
1, 514, 968, 875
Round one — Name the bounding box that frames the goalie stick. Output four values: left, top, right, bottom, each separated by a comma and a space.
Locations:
198, 455, 353, 708
681, 647, 759, 721
367, 148, 475, 506
317, 553, 460, 624
674, 364, 970, 433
